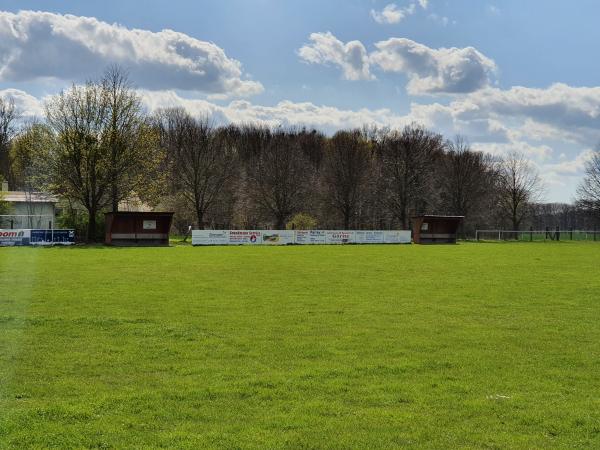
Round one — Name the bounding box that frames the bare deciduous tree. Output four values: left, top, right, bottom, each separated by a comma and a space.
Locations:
0, 96, 18, 183
322, 130, 372, 229
7, 64, 585, 237
496, 152, 544, 230
377, 125, 444, 228
158, 108, 238, 229
297, 128, 326, 169
577, 150, 600, 219
246, 129, 311, 229
101, 65, 162, 212
438, 136, 496, 217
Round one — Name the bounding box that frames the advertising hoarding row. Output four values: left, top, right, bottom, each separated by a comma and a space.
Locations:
192, 230, 411, 246
0, 229, 75, 247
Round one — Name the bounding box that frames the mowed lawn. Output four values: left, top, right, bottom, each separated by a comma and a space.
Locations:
1, 243, 600, 449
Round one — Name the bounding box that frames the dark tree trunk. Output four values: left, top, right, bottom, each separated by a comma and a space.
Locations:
275, 216, 286, 230
111, 184, 119, 213
0, 148, 9, 183
399, 202, 409, 230
512, 206, 519, 231
343, 208, 351, 230
195, 206, 204, 230
87, 208, 97, 243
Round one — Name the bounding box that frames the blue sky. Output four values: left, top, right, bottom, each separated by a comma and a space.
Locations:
1, 0, 599, 202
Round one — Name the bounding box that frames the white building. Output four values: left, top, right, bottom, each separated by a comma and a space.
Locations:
1, 181, 58, 229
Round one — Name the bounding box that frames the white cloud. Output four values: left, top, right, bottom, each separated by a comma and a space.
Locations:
370, 38, 497, 94
539, 150, 595, 190
451, 84, 600, 145
298, 32, 373, 81
299, 34, 494, 94
543, 149, 595, 176
10, 82, 600, 154
418, 0, 429, 9
140, 84, 600, 151
0, 10, 263, 97
472, 141, 554, 161
370, 3, 416, 24
0, 88, 44, 117
138, 90, 408, 132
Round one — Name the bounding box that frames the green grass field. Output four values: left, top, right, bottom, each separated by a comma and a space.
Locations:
1, 242, 600, 449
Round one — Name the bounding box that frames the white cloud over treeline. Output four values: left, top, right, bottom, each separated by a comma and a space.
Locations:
297, 32, 373, 81
299, 32, 496, 94
0, 10, 263, 97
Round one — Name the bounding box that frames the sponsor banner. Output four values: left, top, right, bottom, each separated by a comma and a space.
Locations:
30, 229, 75, 246
355, 230, 385, 244
0, 229, 75, 246
0, 229, 31, 246
192, 229, 411, 246
228, 230, 262, 245
294, 230, 327, 245
383, 230, 412, 244
192, 230, 229, 246
325, 230, 356, 244
262, 230, 295, 245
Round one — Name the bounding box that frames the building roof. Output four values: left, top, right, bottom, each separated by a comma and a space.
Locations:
2, 191, 59, 203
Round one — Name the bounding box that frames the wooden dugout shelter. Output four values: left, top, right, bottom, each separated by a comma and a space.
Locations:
412, 215, 464, 244
105, 212, 174, 246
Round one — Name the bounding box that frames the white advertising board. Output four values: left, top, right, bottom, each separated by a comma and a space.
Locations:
192, 230, 229, 246
294, 230, 326, 245
325, 230, 356, 244
192, 229, 411, 246
227, 230, 262, 245
355, 230, 385, 244
261, 230, 295, 245
192, 230, 262, 245
383, 230, 412, 244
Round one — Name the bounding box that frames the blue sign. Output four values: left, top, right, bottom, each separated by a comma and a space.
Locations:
0, 229, 75, 246
30, 229, 76, 246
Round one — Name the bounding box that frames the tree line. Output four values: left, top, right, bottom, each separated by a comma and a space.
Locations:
1, 67, 599, 241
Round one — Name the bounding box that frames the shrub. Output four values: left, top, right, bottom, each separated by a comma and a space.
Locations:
56, 205, 105, 242
286, 212, 318, 230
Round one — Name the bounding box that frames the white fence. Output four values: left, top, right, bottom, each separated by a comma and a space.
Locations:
0, 214, 55, 230
475, 229, 600, 241
192, 230, 411, 246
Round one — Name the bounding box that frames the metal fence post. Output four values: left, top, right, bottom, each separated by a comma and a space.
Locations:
530, 226, 533, 242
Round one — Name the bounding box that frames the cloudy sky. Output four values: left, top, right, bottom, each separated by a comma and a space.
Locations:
1, 0, 599, 202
